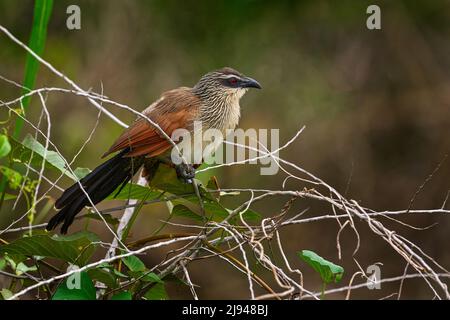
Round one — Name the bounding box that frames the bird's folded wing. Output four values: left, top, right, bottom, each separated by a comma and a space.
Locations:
103, 89, 200, 158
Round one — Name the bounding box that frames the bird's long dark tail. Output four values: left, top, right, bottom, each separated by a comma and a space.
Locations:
47, 149, 144, 234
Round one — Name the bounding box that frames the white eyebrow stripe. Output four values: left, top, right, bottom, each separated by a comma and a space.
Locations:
220, 74, 243, 80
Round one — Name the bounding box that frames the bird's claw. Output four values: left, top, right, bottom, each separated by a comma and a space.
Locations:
175, 163, 196, 184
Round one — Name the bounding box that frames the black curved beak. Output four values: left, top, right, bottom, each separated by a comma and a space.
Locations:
241, 76, 262, 89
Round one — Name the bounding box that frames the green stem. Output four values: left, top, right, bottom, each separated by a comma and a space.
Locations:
0, 155, 14, 211
321, 282, 327, 300
121, 190, 154, 242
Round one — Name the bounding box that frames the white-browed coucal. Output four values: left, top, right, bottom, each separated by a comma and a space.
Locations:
46, 67, 261, 233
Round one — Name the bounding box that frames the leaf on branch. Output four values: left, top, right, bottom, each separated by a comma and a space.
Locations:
10, 135, 95, 183
143, 282, 168, 300
9, 134, 69, 177
0, 231, 99, 266
298, 250, 344, 284
21, 134, 67, 173
83, 213, 119, 226
150, 163, 197, 195
0, 135, 11, 158
111, 291, 132, 300
107, 183, 161, 201
0, 166, 24, 190
0, 289, 13, 300
15, 261, 37, 275
3, 193, 18, 201
122, 256, 163, 289
52, 271, 96, 300
122, 255, 146, 272
172, 204, 203, 222
140, 272, 163, 283
10, 135, 159, 202
206, 176, 221, 200
87, 268, 118, 289
152, 164, 261, 222
73, 167, 91, 179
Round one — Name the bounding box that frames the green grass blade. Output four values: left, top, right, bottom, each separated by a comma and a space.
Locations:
13, 0, 54, 138
0, 0, 53, 197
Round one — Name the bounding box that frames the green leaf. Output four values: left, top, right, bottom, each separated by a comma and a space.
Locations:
113, 268, 129, 278
143, 282, 167, 300
240, 208, 261, 221
12, 135, 154, 201
0, 166, 23, 190
0, 232, 99, 266
298, 250, 344, 284
3, 193, 18, 201
10, 135, 91, 182
10, 136, 160, 202
1, 289, 13, 300
13, 0, 54, 138
9, 135, 67, 177
3, 255, 27, 271
83, 213, 119, 226
11, 135, 163, 203
172, 204, 203, 222
111, 291, 132, 300
182, 194, 260, 222
87, 268, 118, 289
150, 164, 197, 195
15, 262, 37, 275
140, 272, 163, 283
93, 262, 129, 279
0, 135, 11, 158
122, 255, 146, 272
152, 164, 261, 222
127, 270, 163, 284
107, 183, 161, 201
163, 273, 189, 286
73, 167, 91, 179
0, 0, 53, 196
52, 271, 96, 300
21, 134, 67, 173
206, 176, 220, 197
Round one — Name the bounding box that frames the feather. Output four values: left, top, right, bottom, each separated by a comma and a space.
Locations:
47, 148, 144, 233
103, 88, 201, 158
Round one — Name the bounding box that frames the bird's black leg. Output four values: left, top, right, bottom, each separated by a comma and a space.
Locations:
175, 163, 196, 183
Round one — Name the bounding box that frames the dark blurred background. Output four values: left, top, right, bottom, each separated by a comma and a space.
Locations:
0, 0, 449, 299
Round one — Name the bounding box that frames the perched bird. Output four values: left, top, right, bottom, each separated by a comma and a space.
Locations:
47, 67, 261, 233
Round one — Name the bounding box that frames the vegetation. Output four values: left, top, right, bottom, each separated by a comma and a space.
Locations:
0, 1, 449, 300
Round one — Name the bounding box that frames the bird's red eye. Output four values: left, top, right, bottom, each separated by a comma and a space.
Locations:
229, 77, 238, 85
